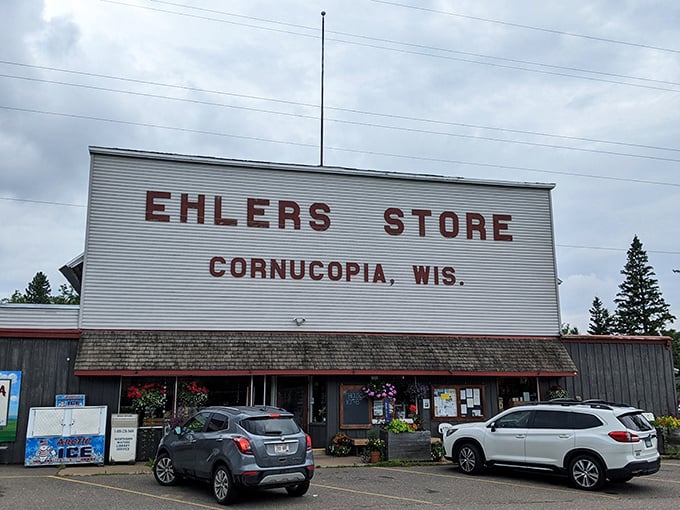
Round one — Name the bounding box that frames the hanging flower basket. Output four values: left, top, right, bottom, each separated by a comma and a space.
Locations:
548, 385, 568, 399
362, 381, 397, 399
178, 380, 209, 410
127, 383, 167, 420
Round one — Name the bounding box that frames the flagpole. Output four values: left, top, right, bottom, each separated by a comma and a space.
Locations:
320, 11, 326, 167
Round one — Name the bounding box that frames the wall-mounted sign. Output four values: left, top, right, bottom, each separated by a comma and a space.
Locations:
83, 148, 560, 336
0, 371, 22, 442
56, 394, 86, 407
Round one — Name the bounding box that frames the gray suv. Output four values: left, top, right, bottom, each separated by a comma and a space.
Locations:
153, 406, 315, 505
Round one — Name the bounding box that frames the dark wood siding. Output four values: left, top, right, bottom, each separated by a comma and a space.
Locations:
562, 338, 677, 416
0, 336, 119, 464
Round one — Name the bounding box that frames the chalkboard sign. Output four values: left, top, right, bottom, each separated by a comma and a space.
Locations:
340, 385, 371, 429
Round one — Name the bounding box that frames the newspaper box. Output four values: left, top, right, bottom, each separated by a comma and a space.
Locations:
109, 414, 138, 464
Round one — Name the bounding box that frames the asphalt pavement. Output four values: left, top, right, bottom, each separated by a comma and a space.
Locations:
0, 449, 366, 477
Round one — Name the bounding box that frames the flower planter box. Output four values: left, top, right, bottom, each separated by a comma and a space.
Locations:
380, 430, 431, 461
656, 428, 680, 455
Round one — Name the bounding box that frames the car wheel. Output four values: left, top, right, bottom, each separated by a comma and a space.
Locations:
153, 453, 178, 486
569, 454, 605, 490
456, 443, 483, 474
285, 480, 310, 497
213, 465, 238, 505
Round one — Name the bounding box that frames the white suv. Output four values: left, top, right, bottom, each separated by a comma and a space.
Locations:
439, 400, 660, 490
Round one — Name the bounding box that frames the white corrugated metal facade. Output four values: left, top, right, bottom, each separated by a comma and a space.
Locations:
0, 304, 79, 329
81, 147, 560, 335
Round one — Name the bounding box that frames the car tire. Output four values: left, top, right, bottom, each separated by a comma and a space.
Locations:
153, 453, 178, 486
213, 464, 238, 505
569, 454, 605, 490
456, 443, 483, 474
285, 480, 310, 497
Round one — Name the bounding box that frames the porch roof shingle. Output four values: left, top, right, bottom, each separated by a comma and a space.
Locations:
74, 331, 577, 376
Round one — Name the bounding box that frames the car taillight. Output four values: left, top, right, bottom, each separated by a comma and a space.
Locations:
233, 436, 254, 454
608, 431, 640, 443
305, 434, 313, 451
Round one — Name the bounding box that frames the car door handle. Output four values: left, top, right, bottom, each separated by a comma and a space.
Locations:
515, 435, 526, 439
216, 438, 223, 442
558, 434, 571, 439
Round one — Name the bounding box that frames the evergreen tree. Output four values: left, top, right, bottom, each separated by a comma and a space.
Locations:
614, 236, 675, 335
588, 296, 612, 335
662, 329, 679, 374
24, 271, 52, 304
52, 284, 80, 305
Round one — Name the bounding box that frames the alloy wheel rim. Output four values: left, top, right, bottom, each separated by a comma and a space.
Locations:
573, 459, 599, 488
214, 469, 230, 499
157, 457, 175, 483
459, 447, 475, 472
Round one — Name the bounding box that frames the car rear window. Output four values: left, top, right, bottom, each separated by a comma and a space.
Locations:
240, 417, 300, 436
618, 412, 653, 431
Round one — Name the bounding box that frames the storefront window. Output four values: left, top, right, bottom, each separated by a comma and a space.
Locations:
497, 377, 537, 411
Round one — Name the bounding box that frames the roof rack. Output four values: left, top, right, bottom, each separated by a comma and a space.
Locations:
518, 398, 633, 411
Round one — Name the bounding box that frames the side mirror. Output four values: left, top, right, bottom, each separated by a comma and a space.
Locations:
488, 421, 497, 432
174, 426, 182, 435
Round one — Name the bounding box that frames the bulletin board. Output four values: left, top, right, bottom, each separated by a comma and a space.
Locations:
432, 385, 485, 420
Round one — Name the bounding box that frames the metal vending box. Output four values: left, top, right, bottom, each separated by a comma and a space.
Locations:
109, 414, 139, 464
25, 406, 107, 466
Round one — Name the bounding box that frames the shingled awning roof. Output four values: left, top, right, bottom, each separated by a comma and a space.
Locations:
74, 331, 577, 377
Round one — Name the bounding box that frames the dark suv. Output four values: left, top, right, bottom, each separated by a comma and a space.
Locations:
153, 406, 315, 505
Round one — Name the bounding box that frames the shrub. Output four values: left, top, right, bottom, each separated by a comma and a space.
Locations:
384, 419, 412, 434
431, 441, 445, 461
329, 433, 352, 456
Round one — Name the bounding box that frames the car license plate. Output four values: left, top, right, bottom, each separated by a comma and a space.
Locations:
274, 444, 290, 454
644, 437, 652, 447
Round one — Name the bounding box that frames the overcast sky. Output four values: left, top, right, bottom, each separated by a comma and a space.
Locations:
1, 0, 678, 333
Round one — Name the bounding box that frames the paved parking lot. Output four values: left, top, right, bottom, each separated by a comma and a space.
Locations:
1, 459, 679, 509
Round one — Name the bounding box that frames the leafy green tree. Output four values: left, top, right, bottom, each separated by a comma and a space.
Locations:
561, 323, 579, 335
24, 272, 51, 304
0, 290, 27, 303
52, 284, 80, 305
614, 236, 675, 335
2, 273, 79, 305
588, 296, 613, 335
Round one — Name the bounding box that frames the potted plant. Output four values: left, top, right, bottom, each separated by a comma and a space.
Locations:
365, 433, 385, 463
431, 440, 446, 462
328, 433, 352, 457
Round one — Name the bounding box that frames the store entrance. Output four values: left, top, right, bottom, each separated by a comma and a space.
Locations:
497, 377, 538, 411
277, 376, 309, 432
